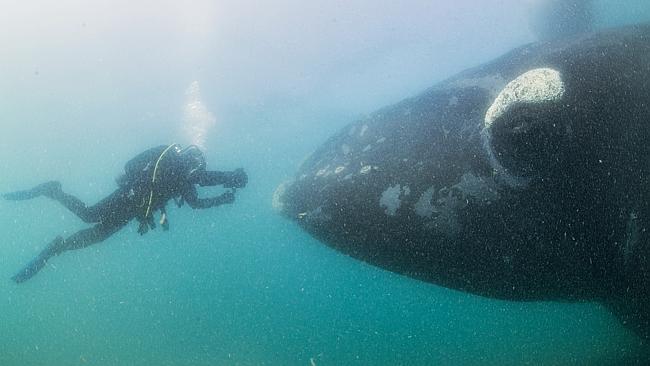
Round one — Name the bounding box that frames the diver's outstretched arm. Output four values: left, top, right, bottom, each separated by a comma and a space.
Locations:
192, 168, 248, 188
182, 185, 236, 209
11, 221, 125, 284
3, 181, 101, 223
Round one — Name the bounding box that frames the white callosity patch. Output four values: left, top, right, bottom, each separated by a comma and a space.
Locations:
359, 165, 373, 174
453, 172, 499, 203
303, 206, 331, 224
379, 184, 410, 216
484, 68, 565, 128
415, 173, 499, 237
272, 180, 291, 212
414, 186, 436, 218
315, 165, 330, 177
359, 124, 368, 137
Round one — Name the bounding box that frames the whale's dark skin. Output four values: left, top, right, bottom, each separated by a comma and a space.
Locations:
275, 24, 650, 337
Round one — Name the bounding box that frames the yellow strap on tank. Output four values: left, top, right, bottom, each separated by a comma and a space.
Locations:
144, 143, 177, 219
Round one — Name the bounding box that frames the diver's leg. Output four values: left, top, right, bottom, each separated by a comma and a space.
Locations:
11, 222, 125, 283
47, 186, 102, 223
51, 187, 134, 224
3, 181, 108, 223
3, 181, 62, 201
11, 236, 64, 283
62, 222, 124, 251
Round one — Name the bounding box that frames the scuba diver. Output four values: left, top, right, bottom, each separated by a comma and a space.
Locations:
3, 144, 248, 283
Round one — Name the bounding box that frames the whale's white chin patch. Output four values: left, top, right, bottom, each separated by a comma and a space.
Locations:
272, 180, 291, 213
484, 68, 565, 128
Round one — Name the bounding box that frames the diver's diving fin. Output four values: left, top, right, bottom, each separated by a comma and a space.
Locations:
2, 181, 62, 201
11, 236, 64, 283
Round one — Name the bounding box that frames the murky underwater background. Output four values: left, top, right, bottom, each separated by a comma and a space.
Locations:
2, 1, 650, 365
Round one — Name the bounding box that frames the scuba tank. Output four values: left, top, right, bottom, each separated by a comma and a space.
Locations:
116, 145, 172, 189
116, 144, 207, 234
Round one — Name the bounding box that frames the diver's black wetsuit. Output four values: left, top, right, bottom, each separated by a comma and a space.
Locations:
4, 144, 248, 283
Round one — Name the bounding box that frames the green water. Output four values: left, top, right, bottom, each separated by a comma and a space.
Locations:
2, 1, 650, 365
1, 128, 647, 365
1, 198, 645, 365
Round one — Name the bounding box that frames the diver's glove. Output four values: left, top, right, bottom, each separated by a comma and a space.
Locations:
137, 216, 156, 235
137, 221, 149, 235
223, 168, 248, 189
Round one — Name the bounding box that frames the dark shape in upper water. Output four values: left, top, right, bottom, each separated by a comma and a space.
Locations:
275, 24, 650, 338
528, 0, 594, 40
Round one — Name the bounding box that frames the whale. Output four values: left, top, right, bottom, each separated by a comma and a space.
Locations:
274, 24, 650, 337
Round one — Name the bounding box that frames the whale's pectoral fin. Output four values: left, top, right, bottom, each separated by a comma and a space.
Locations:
605, 294, 650, 339
604, 208, 650, 338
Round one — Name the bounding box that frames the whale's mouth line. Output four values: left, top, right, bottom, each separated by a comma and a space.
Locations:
481, 67, 568, 185
480, 128, 530, 189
